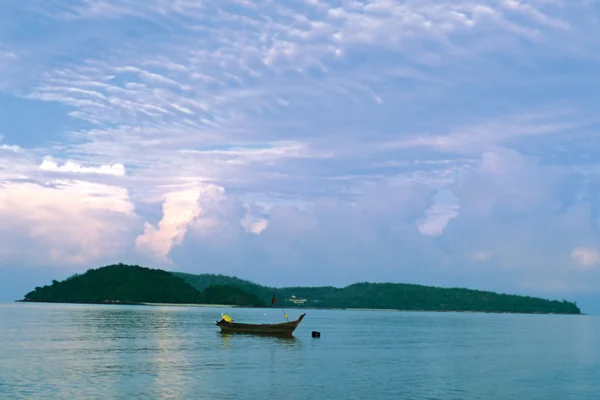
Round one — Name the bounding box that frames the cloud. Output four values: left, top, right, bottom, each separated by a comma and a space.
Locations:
381, 111, 589, 155
135, 184, 227, 262
450, 147, 563, 216
172, 148, 599, 292
499, 0, 570, 30
417, 188, 459, 236
39, 156, 126, 176
166, 179, 443, 283
240, 214, 268, 234
0, 180, 139, 267
571, 247, 600, 270
0, 0, 599, 305
0, 144, 21, 152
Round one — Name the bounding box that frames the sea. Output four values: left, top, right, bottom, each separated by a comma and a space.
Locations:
0, 303, 598, 399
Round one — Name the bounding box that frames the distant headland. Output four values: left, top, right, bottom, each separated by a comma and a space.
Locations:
19, 263, 582, 315
20, 264, 265, 307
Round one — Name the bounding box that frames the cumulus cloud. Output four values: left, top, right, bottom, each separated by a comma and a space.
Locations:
240, 213, 269, 234
0, 180, 138, 267
168, 179, 446, 284
450, 147, 563, 216
167, 148, 600, 294
135, 184, 227, 262
0, 0, 599, 306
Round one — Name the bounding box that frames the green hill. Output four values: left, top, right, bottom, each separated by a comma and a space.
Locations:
198, 284, 265, 307
272, 283, 581, 314
21, 264, 265, 307
172, 272, 273, 302
20, 264, 581, 314
175, 273, 581, 315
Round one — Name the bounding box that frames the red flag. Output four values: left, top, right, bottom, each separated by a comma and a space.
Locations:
272, 294, 278, 305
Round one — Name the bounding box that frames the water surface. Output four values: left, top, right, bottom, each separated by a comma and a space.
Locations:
1, 303, 598, 399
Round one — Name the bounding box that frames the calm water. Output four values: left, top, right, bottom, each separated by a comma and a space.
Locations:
0, 303, 598, 399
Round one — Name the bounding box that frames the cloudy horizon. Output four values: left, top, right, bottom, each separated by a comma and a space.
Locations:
1, 0, 599, 312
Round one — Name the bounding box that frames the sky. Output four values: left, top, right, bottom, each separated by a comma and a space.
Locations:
0, 0, 599, 312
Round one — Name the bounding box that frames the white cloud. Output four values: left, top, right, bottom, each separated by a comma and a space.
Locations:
571, 247, 600, 270
0, 180, 138, 266
451, 147, 561, 216
0, 0, 599, 302
135, 184, 226, 262
0, 144, 21, 152
39, 156, 126, 176
240, 213, 269, 234
500, 0, 570, 30
417, 189, 459, 236
21, 0, 593, 134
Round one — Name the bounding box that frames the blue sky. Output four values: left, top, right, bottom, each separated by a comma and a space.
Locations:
1, 0, 600, 312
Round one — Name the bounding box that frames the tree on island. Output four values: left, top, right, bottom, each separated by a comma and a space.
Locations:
176, 273, 582, 315
22, 264, 265, 307
21, 263, 582, 315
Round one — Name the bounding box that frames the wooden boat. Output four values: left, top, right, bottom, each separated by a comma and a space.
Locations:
216, 313, 306, 336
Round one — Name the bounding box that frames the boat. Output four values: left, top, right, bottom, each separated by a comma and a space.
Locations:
216, 313, 306, 336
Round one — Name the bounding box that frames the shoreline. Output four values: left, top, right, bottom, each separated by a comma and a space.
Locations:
14, 300, 583, 315
140, 302, 236, 308
15, 300, 241, 308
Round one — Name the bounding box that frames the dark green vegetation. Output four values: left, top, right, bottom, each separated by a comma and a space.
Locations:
197, 285, 264, 307
22, 264, 581, 314
177, 274, 582, 315
21, 264, 265, 307
173, 272, 272, 300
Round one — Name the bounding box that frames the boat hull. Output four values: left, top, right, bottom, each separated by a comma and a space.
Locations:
216, 313, 306, 336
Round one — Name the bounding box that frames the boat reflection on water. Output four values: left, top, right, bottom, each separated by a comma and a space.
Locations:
220, 332, 232, 350
218, 331, 300, 350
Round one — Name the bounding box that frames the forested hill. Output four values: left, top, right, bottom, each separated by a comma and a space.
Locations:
21, 264, 265, 306
176, 273, 582, 315
20, 265, 581, 314
172, 272, 273, 300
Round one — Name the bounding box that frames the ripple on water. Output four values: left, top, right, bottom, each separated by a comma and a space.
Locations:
0, 304, 599, 399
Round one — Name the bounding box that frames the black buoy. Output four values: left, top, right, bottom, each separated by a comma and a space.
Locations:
311, 331, 321, 338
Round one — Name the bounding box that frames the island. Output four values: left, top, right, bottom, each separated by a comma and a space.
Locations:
20, 264, 265, 307
20, 264, 581, 314
174, 272, 582, 315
